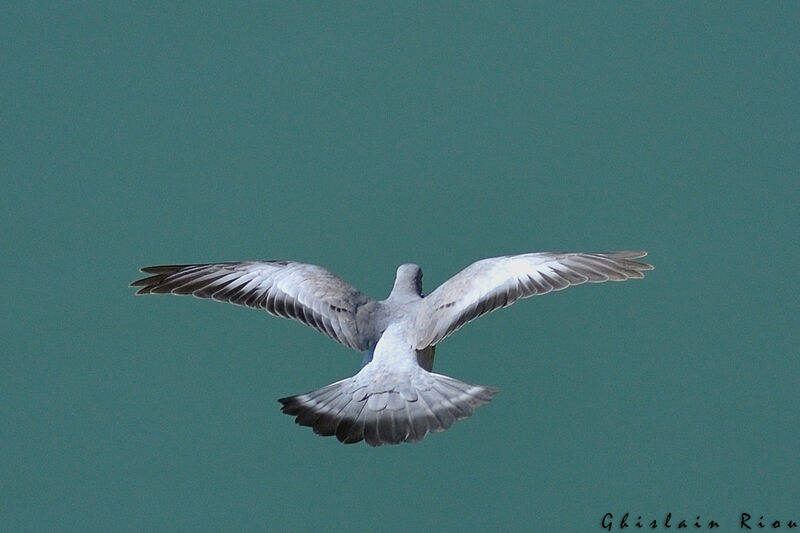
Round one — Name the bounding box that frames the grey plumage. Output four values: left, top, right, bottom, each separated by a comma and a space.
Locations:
278, 362, 498, 445
132, 251, 652, 446
133, 262, 372, 350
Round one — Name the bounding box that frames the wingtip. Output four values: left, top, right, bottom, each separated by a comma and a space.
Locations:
130, 264, 188, 292
139, 264, 185, 274
608, 250, 653, 271
610, 250, 648, 259
633, 251, 654, 271
129, 271, 156, 291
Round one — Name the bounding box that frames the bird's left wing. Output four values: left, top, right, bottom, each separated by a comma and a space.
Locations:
413, 251, 653, 348
131, 261, 374, 351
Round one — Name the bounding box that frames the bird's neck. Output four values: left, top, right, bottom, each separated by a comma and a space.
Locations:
388, 279, 423, 302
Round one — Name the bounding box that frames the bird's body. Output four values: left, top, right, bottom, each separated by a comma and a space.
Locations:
132, 251, 652, 446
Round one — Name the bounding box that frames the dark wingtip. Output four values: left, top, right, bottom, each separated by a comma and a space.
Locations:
139, 264, 189, 274
130, 264, 192, 292
129, 274, 154, 292
277, 395, 297, 413
129, 272, 161, 293
129, 276, 150, 288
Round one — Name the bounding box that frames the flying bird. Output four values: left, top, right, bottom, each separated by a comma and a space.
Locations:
131, 251, 652, 446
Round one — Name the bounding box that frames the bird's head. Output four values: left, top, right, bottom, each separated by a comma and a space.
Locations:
391, 263, 423, 299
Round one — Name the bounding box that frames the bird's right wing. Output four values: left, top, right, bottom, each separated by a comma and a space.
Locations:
131, 261, 374, 351
413, 251, 653, 348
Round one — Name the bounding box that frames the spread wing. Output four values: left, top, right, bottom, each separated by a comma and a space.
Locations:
414, 251, 653, 348
131, 261, 374, 351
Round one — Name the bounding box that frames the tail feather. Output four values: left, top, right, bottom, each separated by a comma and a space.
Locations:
363, 408, 382, 446
279, 364, 498, 446
404, 398, 431, 442
415, 387, 454, 432
337, 401, 367, 444
311, 393, 354, 436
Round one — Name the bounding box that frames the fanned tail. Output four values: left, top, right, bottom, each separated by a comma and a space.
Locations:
279, 365, 498, 446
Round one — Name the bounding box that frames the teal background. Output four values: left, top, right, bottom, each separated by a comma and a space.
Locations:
3, 3, 798, 532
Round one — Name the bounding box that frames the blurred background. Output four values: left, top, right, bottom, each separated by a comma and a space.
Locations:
2, 3, 798, 531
